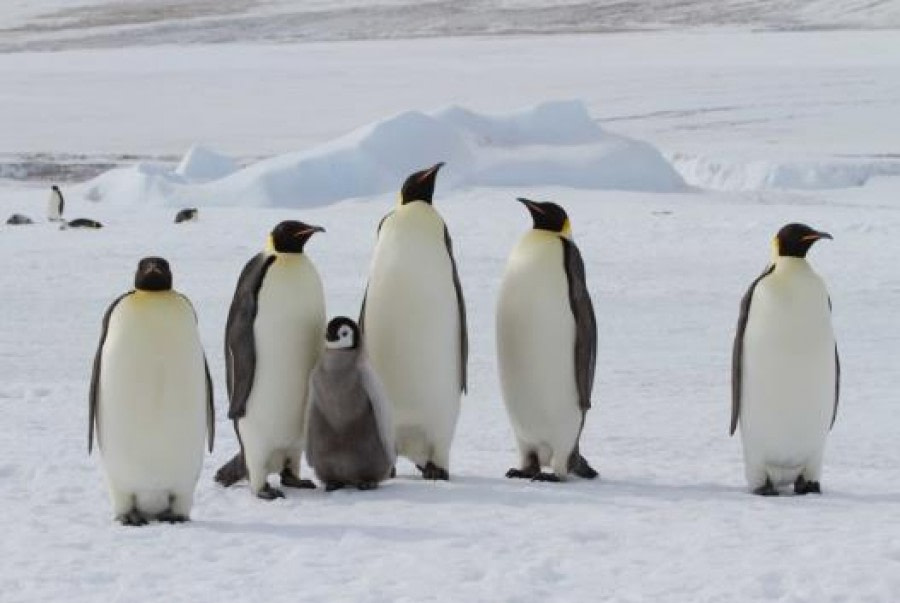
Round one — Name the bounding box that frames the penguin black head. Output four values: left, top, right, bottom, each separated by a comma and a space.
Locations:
517, 198, 571, 237
325, 316, 360, 350
270, 220, 325, 253
400, 162, 444, 205
51, 185, 60, 192
774, 223, 832, 258
134, 256, 172, 291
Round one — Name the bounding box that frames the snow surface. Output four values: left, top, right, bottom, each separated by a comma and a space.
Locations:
3, 181, 900, 602
1, 14, 900, 603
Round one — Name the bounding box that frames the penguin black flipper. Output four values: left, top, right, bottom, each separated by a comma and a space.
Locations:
225, 252, 276, 420
88, 292, 132, 453
444, 225, 468, 394
359, 212, 394, 331
829, 296, 840, 429
731, 264, 776, 436
561, 238, 596, 412
204, 357, 215, 452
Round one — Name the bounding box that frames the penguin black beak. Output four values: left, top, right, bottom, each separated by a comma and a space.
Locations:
802, 231, 833, 242
295, 225, 326, 237
419, 162, 445, 182
516, 197, 542, 211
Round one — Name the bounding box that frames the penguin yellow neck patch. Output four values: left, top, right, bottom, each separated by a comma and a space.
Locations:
562, 218, 573, 238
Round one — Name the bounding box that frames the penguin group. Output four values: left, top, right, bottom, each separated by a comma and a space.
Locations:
5, 184, 198, 230
88, 163, 840, 525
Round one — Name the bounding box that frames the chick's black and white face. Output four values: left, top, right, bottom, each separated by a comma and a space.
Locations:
325, 317, 359, 350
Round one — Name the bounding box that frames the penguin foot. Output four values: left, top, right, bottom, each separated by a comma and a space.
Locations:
117, 509, 148, 527
325, 481, 345, 492
506, 467, 539, 479
256, 484, 285, 500
794, 476, 822, 495
570, 455, 599, 480
214, 453, 247, 487
753, 479, 779, 496
157, 510, 189, 524
531, 472, 562, 483
417, 462, 449, 481
357, 481, 379, 491
280, 469, 316, 489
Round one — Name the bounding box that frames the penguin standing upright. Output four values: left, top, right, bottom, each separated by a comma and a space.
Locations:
306, 317, 396, 491
732, 223, 839, 495
497, 198, 598, 482
89, 257, 214, 525
47, 185, 64, 222
215, 221, 326, 499
360, 163, 467, 480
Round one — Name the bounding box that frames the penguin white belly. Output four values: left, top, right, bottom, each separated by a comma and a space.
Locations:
497, 232, 582, 465
99, 293, 207, 514
364, 204, 461, 465
741, 265, 835, 486
240, 256, 325, 459
47, 190, 62, 221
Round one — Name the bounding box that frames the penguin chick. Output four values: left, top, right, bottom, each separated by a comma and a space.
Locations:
306, 317, 396, 491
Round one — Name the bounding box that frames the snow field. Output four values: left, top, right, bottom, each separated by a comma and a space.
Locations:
0, 21, 899, 603
1, 179, 899, 601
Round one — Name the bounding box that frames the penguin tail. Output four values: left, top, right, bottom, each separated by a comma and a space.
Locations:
214, 453, 247, 486
569, 453, 599, 480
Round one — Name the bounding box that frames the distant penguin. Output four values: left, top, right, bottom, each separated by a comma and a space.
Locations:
47, 185, 64, 222
214, 221, 326, 499
62, 218, 103, 230
360, 163, 467, 480
497, 198, 598, 482
732, 223, 839, 496
306, 317, 396, 491
6, 214, 34, 225
175, 208, 198, 224
89, 257, 215, 525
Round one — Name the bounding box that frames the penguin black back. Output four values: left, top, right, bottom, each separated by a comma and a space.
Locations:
175, 208, 198, 223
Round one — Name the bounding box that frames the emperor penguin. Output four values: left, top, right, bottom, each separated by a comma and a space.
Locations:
360, 163, 467, 480
214, 220, 326, 499
47, 185, 64, 222
88, 257, 215, 525
61, 218, 103, 230
175, 208, 199, 224
306, 317, 396, 491
732, 223, 839, 496
497, 198, 598, 482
